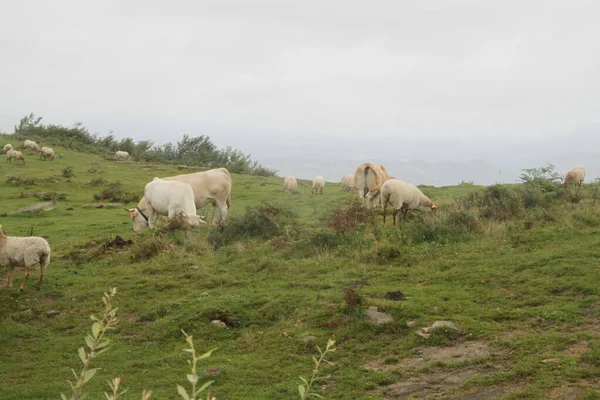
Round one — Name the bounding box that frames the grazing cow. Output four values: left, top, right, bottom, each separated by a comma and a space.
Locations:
354, 163, 391, 208
128, 168, 232, 231
143, 178, 205, 230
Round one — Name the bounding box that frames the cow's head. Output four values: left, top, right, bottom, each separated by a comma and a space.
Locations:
184, 213, 207, 228
126, 207, 149, 232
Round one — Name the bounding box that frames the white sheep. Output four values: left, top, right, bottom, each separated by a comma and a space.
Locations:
23, 140, 40, 152
381, 179, 437, 224
283, 176, 297, 194
340, 174, 356, 191
565, 166, 585, 186
115, 151, 130, 161
0, 225, 51, 291
311, 175, 325, 195
3, 144, 12, 152
39, 147, 55, 161
6, 149, 26, 164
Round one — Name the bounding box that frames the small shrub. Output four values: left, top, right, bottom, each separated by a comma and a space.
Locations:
342, 287, 363, 312
327, 199, 374, 234
519, 163, 563, 191
463, 184, 523, 220
93, 182, 139, 204
35, 191, 67, 201
87, 177, 107, 186
6, 176, 23, 185
209, 203, 298, 247
130, 234, 170, 261
62, 166, 75, 178
446, 208, 480, 234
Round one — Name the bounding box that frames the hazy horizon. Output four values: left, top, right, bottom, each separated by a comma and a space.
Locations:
1, 1, 599, 186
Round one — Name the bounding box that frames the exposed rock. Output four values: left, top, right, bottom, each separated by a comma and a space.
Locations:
417, 320, 460, 338
301, 335, 318, 344
366, 306, 393, 325
211, 320, 228, 329
190, 265, 200, 271
12, 202, 56, 214
47, 310, 60, 318
541, 358, 561, 365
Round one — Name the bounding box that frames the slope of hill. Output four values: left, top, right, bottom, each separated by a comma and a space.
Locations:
1, 139, 600, 399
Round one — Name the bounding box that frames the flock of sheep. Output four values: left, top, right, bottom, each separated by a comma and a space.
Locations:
0, 139, 590, 292
3, 140, 56, 164
285, 162, 437, 225
286, 163, 587, 225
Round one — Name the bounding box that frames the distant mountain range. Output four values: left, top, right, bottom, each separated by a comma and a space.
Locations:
259, 153, 600, 187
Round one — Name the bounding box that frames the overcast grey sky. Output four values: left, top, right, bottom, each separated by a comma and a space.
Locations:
1, 0, 600, 185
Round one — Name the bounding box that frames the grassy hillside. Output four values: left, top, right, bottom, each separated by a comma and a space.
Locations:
2, 136, 600, 399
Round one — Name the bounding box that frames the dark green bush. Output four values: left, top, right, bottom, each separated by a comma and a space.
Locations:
209, 203, 299, 248
62, 166, 75, 178
93, 182, 139, 204
463, 184, 523, 220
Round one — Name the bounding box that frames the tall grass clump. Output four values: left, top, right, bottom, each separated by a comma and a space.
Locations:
462, 184, 524, 220
401, 206, 481, 245
208, 203, 300, 248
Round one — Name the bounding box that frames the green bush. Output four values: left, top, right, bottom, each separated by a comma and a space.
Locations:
463, 184, 523, 220
93, 182, 139, 204
208, 203, 299, 248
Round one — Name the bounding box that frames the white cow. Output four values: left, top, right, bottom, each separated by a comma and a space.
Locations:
354, 163, 391, 208
143, 178, 205, 230
128, 168, 232, 231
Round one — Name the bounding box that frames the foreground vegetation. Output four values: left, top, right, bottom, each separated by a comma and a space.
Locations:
2, 136, 600, 399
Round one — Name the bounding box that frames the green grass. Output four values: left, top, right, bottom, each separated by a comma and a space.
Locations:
2, 134, 600, 399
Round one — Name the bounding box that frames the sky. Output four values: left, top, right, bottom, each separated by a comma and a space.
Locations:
1, 0, 600, 185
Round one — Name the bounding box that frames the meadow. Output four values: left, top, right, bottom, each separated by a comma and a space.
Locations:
2, 134, 600, 399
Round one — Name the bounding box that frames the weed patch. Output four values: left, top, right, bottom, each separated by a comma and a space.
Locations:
93, 181, 139, 203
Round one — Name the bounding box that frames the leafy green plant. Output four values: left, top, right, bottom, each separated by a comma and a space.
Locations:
62, 288, 120, 400
298, 339, 336, 399
62, 166, 75, 178
519, 163, 563, 191
177, 330, 217, 400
